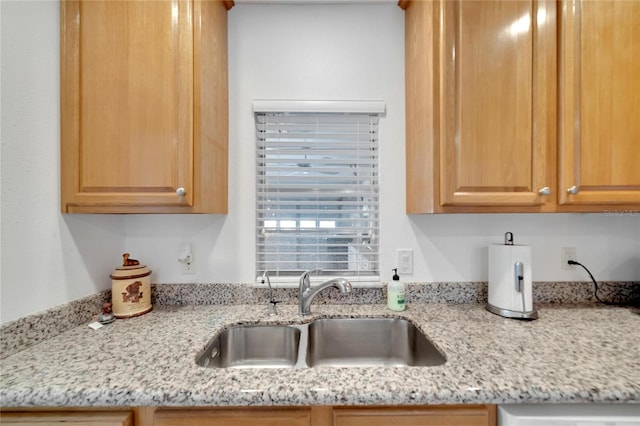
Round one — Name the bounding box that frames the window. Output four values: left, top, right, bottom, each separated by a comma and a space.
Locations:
255, 101, 382, 281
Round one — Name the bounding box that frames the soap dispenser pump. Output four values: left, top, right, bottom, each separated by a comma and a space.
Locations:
387, 268, 406, 311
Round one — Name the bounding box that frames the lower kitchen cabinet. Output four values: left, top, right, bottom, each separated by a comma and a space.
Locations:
150, 405, 496, 426
0, 410, 134, 425
0, 405, 496, 426
331, 406, 496, 426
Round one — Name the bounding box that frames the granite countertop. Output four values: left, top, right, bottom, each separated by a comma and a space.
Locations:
1, 303, 639, 408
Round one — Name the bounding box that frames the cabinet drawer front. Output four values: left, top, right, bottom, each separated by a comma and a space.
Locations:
0, 411, 133, 426
333, 406, 494, 426
154, 408, 312, 426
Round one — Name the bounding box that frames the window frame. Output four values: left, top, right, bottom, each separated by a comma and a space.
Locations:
253, 100, 384, 285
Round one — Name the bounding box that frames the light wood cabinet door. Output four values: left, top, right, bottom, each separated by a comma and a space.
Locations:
439, 0, 556, 208
331, 405, 496, 426
61, 0, 229, 213
405, 0, 557, 213
558, 0, 640, 207
153, 407, 312, 426
0, 411, 133, 426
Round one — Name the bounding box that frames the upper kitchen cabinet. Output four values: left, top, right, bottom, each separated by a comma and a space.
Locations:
402, 0, 640, 213
558, 0, 640, 206
403, 0, 557, 213
60, 0, 232, 213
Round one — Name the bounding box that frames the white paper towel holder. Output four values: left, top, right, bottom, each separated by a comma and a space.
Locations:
486, 232, 538, 320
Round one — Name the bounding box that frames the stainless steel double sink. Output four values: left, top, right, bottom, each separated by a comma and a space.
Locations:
196, 317, 446, 369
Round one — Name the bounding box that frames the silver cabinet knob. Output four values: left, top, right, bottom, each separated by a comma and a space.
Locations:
567, 185, 579, 195
538, 186, 551, 196
176, 187, 186, 197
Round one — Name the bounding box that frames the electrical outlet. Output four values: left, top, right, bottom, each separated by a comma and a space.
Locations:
182, 261, 196, 275
561, 247, 576, 270
178, 244, 195, 275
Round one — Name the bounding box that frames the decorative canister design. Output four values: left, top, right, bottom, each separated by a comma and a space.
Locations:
110, 253, 152, 318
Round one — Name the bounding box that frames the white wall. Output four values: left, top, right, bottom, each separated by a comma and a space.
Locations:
1, 2, 639, 323
123, 4, 640, 285
123, 3, 409, 284
1, 1, 125, 323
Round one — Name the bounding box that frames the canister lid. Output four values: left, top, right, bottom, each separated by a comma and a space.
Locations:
110, 253, 151, 279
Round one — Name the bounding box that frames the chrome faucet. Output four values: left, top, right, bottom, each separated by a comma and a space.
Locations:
298, 269, 352, 316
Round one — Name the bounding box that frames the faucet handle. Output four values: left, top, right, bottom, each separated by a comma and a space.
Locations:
300, 269, 322, 285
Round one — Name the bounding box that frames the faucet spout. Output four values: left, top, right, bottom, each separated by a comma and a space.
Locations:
298, 270, 352, 316
262, 270, 280, 316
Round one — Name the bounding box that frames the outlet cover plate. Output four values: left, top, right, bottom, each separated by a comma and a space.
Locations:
182, 261, 196, 275
561, 247, 577, 270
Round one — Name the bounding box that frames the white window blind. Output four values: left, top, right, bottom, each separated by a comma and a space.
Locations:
255, 107, 380, 279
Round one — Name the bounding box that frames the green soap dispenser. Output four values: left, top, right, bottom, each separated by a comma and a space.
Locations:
387, 268, 406, 311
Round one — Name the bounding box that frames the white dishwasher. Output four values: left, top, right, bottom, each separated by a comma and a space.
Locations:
499, 404, 640, 425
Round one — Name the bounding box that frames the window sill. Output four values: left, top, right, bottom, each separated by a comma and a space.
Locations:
252, 276, 382, 289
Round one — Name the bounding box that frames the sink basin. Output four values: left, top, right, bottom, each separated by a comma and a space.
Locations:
196, 324, 301, 368
196, 317, 445, 369
306, 318, 446, 367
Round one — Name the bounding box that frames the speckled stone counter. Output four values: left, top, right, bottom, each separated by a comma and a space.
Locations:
1, 303, 639, 408
3, 282, 638, 359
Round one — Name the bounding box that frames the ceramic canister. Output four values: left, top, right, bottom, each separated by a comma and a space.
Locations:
110, 253, 152, 318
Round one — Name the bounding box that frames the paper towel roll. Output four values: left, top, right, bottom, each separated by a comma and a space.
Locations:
488, 244, 533, 314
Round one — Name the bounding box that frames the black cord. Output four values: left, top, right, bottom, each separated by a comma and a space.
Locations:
568, 260, 608, 304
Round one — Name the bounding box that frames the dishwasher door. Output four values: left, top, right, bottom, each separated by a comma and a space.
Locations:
499, 404, 640, 426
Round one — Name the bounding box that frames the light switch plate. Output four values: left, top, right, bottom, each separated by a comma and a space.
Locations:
397, 249, 413, 275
